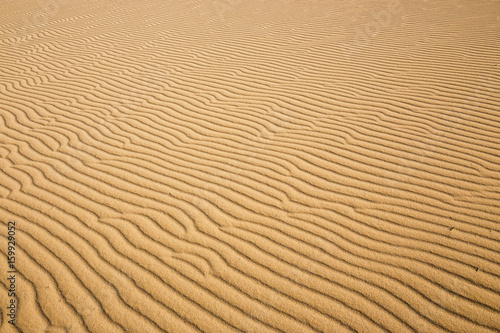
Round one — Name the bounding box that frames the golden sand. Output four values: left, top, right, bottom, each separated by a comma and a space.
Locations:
1, 0, 499, 332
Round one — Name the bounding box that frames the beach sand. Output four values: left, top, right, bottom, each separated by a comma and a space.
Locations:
1, 0, 499, 332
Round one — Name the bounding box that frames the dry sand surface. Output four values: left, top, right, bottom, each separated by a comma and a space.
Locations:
1, 0, 500, 332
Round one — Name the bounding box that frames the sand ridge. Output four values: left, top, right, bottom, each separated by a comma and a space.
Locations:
1, 0, 500, 332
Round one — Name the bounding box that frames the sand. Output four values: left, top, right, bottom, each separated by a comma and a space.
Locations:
1, 0, 499, 332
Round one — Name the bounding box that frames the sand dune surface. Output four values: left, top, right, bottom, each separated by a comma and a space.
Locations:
1, 0, 500, 332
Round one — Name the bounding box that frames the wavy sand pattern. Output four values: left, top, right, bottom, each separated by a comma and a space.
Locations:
1, 0, 500, 332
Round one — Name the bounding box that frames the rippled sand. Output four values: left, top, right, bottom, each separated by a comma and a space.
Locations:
1, 1, 499, 332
